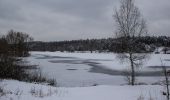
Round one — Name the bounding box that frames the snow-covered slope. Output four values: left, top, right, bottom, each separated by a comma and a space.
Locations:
0, 80, 164, 100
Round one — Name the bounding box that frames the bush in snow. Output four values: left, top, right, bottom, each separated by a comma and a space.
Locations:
0, 83, 6, 97
0, 86, 4, 97
0, 34, 57, 86
27, 68, 57, 86
137, 93, 155, 100
0, 32, 30, 80
30, 86, 57, 97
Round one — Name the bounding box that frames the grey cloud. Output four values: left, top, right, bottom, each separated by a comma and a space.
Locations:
136, 0, 170, 35
0, 0, 21, 21
0, 0, 169, 41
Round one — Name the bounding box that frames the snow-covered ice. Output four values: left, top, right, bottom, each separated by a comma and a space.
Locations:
23, 52, 170, 87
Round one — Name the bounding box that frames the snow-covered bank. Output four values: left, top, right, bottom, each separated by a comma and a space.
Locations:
0, 80, 164, 100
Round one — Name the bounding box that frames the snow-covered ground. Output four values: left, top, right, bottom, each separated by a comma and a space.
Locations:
0, 80, 164, 100
23, 51, 170, 87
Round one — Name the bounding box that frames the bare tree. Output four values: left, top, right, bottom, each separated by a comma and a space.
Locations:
113, 0, 148, 85
6, 30, 33, 57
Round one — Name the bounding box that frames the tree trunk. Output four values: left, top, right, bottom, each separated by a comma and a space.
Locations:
129, 53, 135, 86
166, 76, 170, 100
164, 65, 170, 100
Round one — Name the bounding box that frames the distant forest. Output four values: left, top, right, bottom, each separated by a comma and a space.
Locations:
29, 36, 170, 53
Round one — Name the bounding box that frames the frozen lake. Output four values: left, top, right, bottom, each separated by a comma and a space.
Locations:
25, 51, 170, 87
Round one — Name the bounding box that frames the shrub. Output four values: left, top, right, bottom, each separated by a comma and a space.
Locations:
27, 69, 57, 86
0, 61, 28, 81
0, 84, 5, 97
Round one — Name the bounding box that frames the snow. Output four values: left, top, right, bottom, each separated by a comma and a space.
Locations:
0, 80, 164, 100
22, 51, 170, 87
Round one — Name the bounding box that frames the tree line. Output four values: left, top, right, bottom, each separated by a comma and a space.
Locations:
29, 36, 170, 53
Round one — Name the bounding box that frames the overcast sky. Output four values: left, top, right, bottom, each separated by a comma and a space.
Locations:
0, 0, 170, 41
